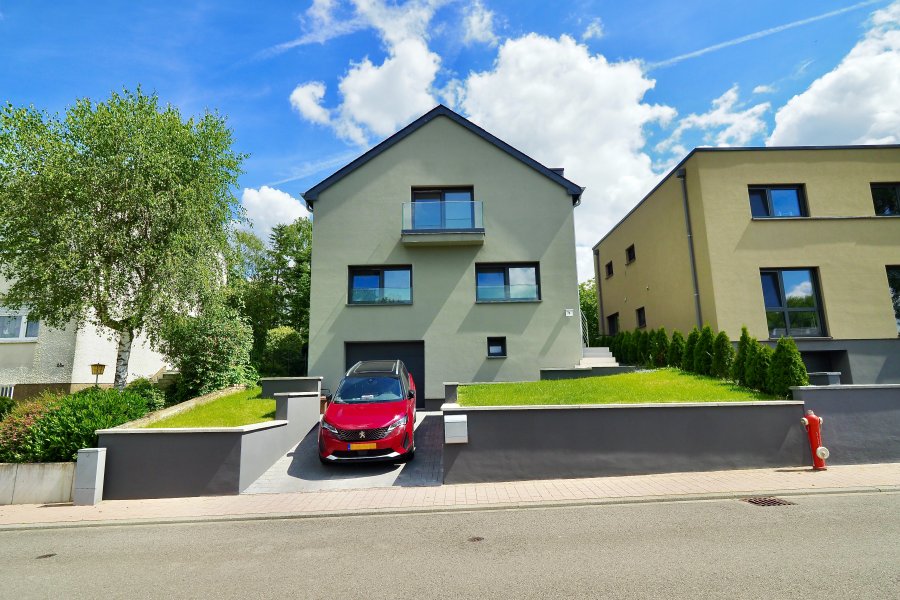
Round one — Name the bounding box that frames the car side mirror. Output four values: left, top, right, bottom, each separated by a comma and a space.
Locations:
322, 388, 332, 402
408, 389, 416, 399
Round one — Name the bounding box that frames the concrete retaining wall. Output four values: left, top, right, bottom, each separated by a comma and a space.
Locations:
792, 384, 900, 465
540, 366, 639, 380
260, 377, 323, 399
0, 462, 75, 505
442, 402, 808, 484
97, 392, 321, 499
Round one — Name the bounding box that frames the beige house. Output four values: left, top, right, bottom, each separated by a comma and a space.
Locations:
593, 145, 900, 384
1, 278, 168, 399
304, 105, 585, 404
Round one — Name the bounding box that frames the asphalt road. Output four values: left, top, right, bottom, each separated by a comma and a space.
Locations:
2, 492, 899, 599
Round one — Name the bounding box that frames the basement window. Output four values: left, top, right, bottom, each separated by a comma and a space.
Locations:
487, 337, 507, 358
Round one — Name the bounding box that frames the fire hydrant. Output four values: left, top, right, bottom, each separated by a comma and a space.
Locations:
801, 409, 829, 470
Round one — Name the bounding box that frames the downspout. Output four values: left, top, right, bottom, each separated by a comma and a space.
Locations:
594, 249, 606, 335
677, 168, 703, 329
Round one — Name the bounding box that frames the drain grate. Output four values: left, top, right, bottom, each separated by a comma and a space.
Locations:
742, 496, 796, 507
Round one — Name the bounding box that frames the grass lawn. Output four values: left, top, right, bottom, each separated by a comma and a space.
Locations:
457, 368, 775, 407
145, 386, 275, 428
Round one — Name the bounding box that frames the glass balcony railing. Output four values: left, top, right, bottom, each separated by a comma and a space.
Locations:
402, 201, 483, 232
476, 284, 540, 302
349, 287, 412, 305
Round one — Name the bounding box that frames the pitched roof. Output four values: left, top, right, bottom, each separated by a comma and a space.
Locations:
301, 104, 584, 207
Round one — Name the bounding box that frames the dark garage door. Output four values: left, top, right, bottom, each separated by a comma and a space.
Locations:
345, 341, 426, 408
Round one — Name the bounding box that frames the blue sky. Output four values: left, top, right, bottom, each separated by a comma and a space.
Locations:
2, 0, 898, 278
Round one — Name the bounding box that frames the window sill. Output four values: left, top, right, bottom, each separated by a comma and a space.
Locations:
346, 302, 413, 307
476, 299, 542, 304
752, 215, 900, 221
486, 355, 507, 359
767, 336, 832, 341
0, 338, 38, 344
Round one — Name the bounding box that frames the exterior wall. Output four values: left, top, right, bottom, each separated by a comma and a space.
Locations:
69, 321, 167, 387
308, 115, 582, 399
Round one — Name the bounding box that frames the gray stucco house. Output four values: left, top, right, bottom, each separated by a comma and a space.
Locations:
303, 105, 585, 405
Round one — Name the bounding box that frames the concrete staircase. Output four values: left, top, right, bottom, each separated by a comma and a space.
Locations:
150, 369, 180, 392
578, 347, 619, 368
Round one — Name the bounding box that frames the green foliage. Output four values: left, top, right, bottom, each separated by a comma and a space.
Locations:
667, 330, 685, 367
621, 331, 634, 364
711, 331, 735, 379
693, 325, 714, 375
743, 338, 759, 389
682, 328, 700, 373
125, 378, 166, 412
578, 280, 601, 346
0, 393, 61, 462
146, 387, 272, 428
768, 337, 810, 398
261, 326, 307, 376
652, 328, 670, 367
161, 304, 257, 398
747, 343, 774, 393
0, 88, 245, 389
637, 329, 651, 366
732, 327, 752, 386
0, 396, 15, 420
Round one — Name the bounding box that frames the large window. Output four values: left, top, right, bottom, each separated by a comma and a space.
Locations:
760, 269, 825, 337
872, 184, 900, 216
749, 185, 808, 218
476, 263, 540, 302
411, 188, 476, 230
887, 266, 900, 334
348, 266, 412, 305
0, 311, 40, 341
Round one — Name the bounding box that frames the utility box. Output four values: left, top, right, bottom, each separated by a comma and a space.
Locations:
444, 414, 468, 444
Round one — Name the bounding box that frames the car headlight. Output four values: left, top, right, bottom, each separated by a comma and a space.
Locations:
385, 415, 408, 433
321, 420, 339, 435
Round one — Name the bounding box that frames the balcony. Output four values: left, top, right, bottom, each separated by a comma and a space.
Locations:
401, 201, 484, 246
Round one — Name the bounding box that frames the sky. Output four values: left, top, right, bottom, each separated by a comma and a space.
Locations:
2, 0, 899, 280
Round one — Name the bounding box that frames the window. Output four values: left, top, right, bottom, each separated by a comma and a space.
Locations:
487, 337, 507, 358
605, 261, 614, 278
625, 245, 636, 263
760, 269, 825, 337
887, 267, 900, 334
872, 184, 900, 216
636, 307, 646, 329
749, 185, 808, 218
0, 311, 40, 341
411, 188, 476, 230
606, 313, 619, 335
348, 266, 412, 304
476, 263, 540, 302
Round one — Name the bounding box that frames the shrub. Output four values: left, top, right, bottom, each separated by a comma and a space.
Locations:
667, 330, 685, 367
637, 329, 652, 366
161, 304, 257, 398
747, 343, 774, 393
261, 326, 306, 376
768, 337, 810, 398
693, 325, 714, 376
125, 378, 166, 412
711, 331, 735, 379
0, 392, 61, 462
682, 328, 700, 372
621, 331, 634, 364
0, 396, 15, 420
732, 327, 752, 386
653, 328, 670, 367
743, 338, 759, 389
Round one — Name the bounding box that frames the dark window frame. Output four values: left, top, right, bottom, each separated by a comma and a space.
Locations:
606, 312, 619, 335
410, 186, 477, 231
625, 244, 636, 264
759, 267, 827, 338
486, 336, 507, 358
475, 262, 541, 303
605, 261, 614, 278
347, 265, 413, 305
871, 183, 900, 216
636, 306, 646, 329
748, 185, 809, 218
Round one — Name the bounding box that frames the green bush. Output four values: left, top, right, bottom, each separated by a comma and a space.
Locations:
161, 304, 257, 398
653, 328, 670, 367
621, 331, 634, 364
711, 331, 735, 379
682, 328, 700, 372
743, 338, 759, 389
732, 327, 752, 386
0, 396, 15, 420
747, 343, 774, 393
637, 329, 652, 366
125, 378, 166, 412
693, 325, 714, 376
768, 337, 810, 398
667, 330, 685, 367
261, 326, 306, 376
0, 393, 60, 462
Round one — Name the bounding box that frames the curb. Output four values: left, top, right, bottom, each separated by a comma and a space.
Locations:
2, 485, 898, 532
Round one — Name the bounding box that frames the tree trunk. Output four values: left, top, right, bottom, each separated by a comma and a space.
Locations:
114, 329, 133, 390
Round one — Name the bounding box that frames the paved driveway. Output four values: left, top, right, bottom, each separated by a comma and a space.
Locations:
243, 412, 443, 494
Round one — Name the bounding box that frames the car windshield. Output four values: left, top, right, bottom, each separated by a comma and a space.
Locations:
334, 376, 404, 403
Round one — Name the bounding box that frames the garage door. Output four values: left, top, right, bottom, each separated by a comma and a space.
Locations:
345, 341, 426, 408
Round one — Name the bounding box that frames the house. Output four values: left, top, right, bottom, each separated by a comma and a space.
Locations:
303, 105, 585, 406
0, 277, 168, 399
593, 145, 900, 384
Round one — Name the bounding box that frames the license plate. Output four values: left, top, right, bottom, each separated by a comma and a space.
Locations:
349, 443, 377, 450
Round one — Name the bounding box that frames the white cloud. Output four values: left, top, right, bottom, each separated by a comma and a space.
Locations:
289, 82, 331, 125
241, 186, 311, 243
769, 1, 900, 145
582, 18, 604, 41
463, 1, 498, 47
753, 84, 776, 94
657, 85, 770, 154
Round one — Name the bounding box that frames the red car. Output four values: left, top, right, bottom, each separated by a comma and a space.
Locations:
318, 360, 416, 464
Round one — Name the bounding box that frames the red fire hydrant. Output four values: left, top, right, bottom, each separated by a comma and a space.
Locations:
801, 409, 829, 470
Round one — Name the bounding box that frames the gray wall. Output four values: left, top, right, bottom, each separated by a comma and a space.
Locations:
795, 339, 900, 384
540, 366, 639, 380
260, 377, 323, 399
443, 402, 808, 484
792, 385, 900, 465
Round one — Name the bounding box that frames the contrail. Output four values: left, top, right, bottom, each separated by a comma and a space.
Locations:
647, 0, 886, 69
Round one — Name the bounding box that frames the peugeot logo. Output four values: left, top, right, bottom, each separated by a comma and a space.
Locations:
359, 431, 366, 439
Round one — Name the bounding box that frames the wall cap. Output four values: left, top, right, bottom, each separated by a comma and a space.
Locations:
260, 377, 324, 381
792, 384, 900, 390
442, 401, 803, 412
97, 420, 288, 435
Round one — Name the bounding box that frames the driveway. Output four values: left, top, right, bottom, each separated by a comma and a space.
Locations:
243, 411, 443, 494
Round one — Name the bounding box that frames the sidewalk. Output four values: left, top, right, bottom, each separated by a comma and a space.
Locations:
2, 463, 899, 529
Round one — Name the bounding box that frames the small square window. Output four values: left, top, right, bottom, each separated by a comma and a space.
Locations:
487, 337, 507, 358
636, 307, 646, 329
871, 184, 900, 216
748, 185, 808, 218
625, 245, 636, 263
605, 261, 614, 278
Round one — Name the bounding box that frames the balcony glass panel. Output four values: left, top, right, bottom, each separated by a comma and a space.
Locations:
350, 287, 412, 304
403, 201, 483, 231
